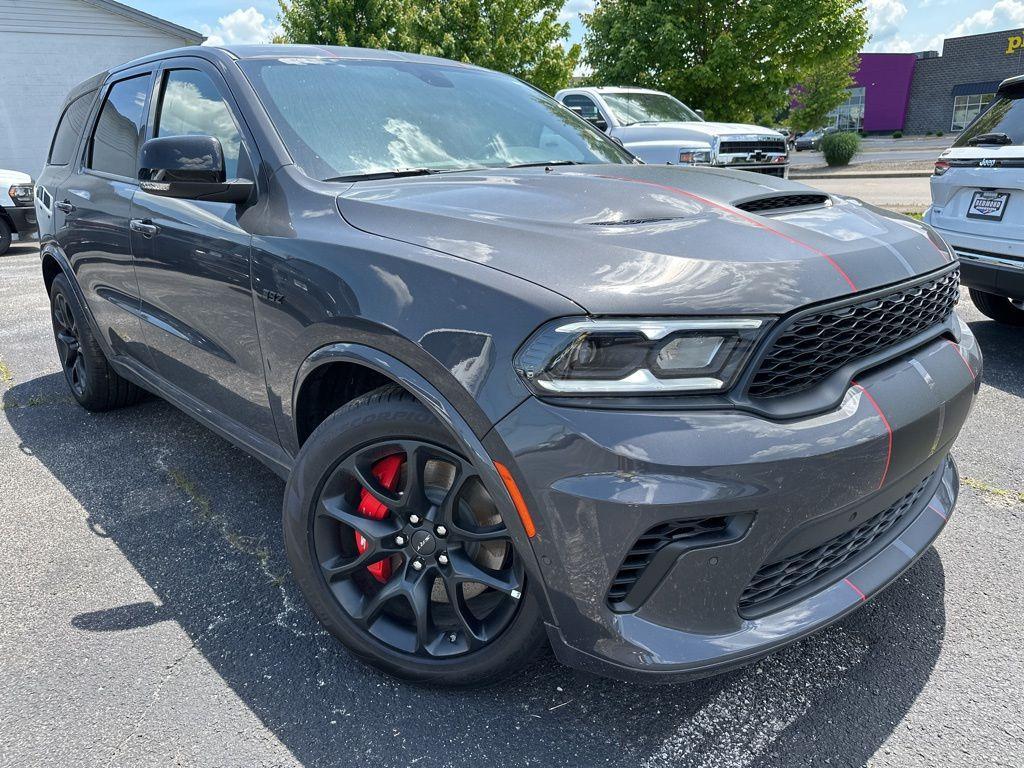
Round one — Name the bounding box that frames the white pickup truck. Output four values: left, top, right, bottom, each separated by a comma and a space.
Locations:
1, 168, 36, 255
555, 86, 789, 177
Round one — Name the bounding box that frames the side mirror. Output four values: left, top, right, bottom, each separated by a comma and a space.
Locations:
567, 105, 609, 132
695, 109, 705, 120
138, 135, 253, 204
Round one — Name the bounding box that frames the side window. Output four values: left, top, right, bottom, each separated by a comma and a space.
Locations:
562, 94, 602, 121
48, 91, 96, 166
88, 75, 150, 178
156, 69, 243, 179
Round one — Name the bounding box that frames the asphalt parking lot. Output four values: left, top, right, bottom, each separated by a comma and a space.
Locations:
1, 240, 1022, 768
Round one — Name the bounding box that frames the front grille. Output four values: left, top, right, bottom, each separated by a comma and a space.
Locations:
608, 516, 730, 606
736, 194, 830, 214
742, 166, 787, 177
739, 474, 933, 616
748, 268, 960, 399
719, 139, 787, 155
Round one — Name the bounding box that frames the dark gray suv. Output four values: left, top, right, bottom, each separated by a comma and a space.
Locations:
36, 45, 980, 686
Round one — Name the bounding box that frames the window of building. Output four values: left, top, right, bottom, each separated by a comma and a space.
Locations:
952, 93, 994, 132
156, 69, 243, 179
88, 75, 150, 179
828, 87, 865, 132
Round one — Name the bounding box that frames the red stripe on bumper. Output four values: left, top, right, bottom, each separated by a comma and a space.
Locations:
853, 381, 893, 490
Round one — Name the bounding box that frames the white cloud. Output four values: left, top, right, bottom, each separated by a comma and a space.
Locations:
201, 7, 281, 47
558, 0, 595, 23
946, 0, 1024, 38
864, 0, 908, 44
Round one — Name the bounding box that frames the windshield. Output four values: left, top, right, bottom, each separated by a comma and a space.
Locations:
954, 95, 1024, 146
600, 92, 701, 126
240, 58, 632, 180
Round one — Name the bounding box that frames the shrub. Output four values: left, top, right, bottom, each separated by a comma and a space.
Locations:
892, 130, 903, 138
821, 131, 861, 166
926, 131, 933, 136
937, 131, 944, 136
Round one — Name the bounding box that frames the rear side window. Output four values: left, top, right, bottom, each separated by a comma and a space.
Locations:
48, 92, 96, 166
954, 95, 1024, 147
88, 75, 150, 178
156, 69, 243, 179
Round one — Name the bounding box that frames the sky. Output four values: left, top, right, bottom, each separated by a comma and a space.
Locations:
124, 0, 1024, 56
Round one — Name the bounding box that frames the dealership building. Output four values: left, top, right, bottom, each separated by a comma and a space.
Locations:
831, 27, 1024, 135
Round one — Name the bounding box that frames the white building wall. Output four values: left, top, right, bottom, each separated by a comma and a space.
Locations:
0, 0, 201, 176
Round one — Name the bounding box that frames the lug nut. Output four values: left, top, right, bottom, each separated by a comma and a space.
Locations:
435, 525, 447, 537
411, 559, 423, 571
394, 535, 406, 546
437, 553, 449, 565
409, 514, 421, 525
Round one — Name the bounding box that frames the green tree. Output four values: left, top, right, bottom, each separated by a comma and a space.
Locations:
277, 0, 412, 48
788, 55, 859, 132
277, 0, 580, 94
583, 0, 867, 123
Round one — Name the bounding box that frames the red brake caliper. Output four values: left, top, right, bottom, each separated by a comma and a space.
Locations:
356, 454, 404, 583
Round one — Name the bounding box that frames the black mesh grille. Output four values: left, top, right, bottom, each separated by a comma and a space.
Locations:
608, 516, 730, 605
736, 194, 830, 214
742, 166, 787, 177
719, 139, 787, 154
748, 268, 960, 399
739, 474, 933, 616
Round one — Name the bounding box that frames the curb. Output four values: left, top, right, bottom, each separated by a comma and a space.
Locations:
790, 170, 933, 180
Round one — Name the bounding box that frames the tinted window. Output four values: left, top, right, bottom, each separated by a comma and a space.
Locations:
89, 75, 150, 178
156, 69, 242, 179
240, 59, 631, 181
562, 94, 602, 120
48, 92, 96, 166
954, 95, 1024, 146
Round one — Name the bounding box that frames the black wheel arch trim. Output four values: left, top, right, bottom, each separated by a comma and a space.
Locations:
291, 342, 557, 624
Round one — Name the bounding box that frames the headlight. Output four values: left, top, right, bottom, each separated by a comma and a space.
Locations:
8, 184, 33, 205
678, 148, 712, 165
514, 317, 770, 395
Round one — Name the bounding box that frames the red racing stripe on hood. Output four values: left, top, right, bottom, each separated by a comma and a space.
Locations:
592, 174, 859, 292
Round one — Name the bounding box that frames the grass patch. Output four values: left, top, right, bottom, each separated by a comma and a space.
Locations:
963, 476, 1024, 505
0, 360, 12, 384
901, 211, 924, 220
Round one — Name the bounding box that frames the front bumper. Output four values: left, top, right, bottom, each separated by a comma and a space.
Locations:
927, 221, 1024, 300
490, 328, 980, 681
2, 204, 38, 239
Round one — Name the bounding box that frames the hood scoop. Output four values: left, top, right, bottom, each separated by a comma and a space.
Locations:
736, 193, 831, 215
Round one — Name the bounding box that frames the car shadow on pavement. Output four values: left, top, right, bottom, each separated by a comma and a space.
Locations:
967, 318, 1023, 399
3, 375, 947, 768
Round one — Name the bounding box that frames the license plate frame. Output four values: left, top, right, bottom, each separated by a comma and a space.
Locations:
967, 190, 1010, 221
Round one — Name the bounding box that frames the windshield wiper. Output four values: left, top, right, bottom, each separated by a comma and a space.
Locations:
968, 132, 1013, 146
504, 160, 587, 168
324, 167, 486, 182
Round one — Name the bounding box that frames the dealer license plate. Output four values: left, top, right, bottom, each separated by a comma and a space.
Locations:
967, 191, 1009, 221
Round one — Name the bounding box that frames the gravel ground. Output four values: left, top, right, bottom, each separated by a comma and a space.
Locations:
1, 242, 1022, 768
802, 176, 933, 213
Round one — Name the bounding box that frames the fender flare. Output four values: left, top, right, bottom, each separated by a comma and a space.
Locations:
39, 242, 109, 352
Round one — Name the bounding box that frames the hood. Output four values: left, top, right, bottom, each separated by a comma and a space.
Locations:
336, 164, 953, 316
0, 169, 32, 186
613, 122, 784, 144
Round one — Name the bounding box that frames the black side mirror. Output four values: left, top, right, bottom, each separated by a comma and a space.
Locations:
567, 104, 609, 132
695, 109, 705, 120
138, 135, 253, 204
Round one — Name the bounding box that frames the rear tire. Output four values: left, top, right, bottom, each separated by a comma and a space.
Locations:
969, 288, 1024, 326
0, 218, 11, 256
283, 384, 546, 686
49, 273, 146, 411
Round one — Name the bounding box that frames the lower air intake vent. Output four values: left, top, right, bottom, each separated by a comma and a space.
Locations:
736, 194, 830, 214
738, 474, 934, 617
608, 516, 731, 608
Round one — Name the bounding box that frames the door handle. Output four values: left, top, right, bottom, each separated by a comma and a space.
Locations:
129, 218, 160, 238
56, 200, 75, 213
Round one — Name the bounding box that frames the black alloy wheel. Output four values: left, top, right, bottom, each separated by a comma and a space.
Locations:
52, 290, 87, 397
315, 439, 524, 658
283, 385, 546, 685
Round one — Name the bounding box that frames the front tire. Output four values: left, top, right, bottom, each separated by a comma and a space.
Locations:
969, 288, 1024, 326
49, 273, 146, 411
0, 218, 11, 256
283, 385, 546, 686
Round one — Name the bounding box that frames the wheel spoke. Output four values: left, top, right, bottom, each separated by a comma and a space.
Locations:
442, 577, 487, 649
351, 576, 405, 627
447, 549, 520, 595
320, 548, 393, 580
317, 496, 402, 543
405, 570, 435, 652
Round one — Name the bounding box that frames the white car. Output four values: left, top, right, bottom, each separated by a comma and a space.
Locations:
554, 86, 789, 177
926, 75, 1024, 325
0, 168, 36, 255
